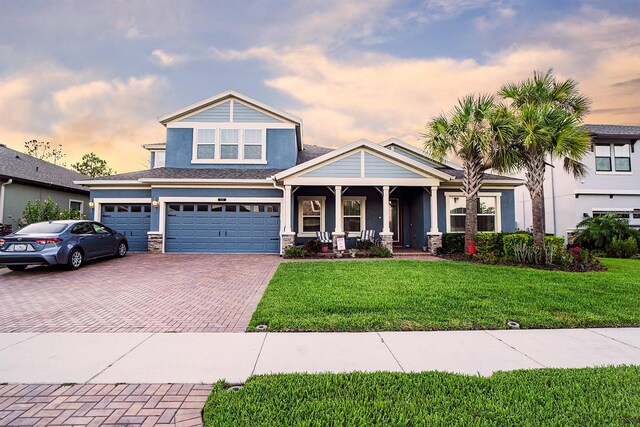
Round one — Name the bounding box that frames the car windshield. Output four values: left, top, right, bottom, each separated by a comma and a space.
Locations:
15, 222, 68, 234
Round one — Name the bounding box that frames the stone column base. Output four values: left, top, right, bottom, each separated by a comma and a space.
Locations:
427, 232, 443, 254
331, 232, 346, 253
281, 232, 296, 254
379, 232, 394, 253
147, 232, 163, 253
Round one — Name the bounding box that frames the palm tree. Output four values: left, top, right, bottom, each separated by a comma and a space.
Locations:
423, 94, 515, 254
499, 70, 592, 248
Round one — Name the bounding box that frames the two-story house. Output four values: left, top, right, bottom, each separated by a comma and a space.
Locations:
77, 90, 521, 254
515, 124, 640, 238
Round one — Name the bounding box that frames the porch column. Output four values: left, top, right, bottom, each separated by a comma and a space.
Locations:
334, 186, 343, 233
379, 185, 393, 252
430, 186, 438, 233
284, 185, 292, 232
427, 185, 443, 254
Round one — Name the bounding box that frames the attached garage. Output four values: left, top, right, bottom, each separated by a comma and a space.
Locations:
165, 203, 280, 253
101, 204, 151, 252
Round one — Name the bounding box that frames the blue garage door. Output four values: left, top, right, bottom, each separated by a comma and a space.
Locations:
165, 203, 280, 253
101, 204, 151, 252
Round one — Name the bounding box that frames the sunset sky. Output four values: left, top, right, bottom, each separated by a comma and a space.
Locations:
1, 0, 638, 173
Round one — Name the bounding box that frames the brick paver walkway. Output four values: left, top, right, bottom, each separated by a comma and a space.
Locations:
0, 254, 280, 333
0, 383, 210, 426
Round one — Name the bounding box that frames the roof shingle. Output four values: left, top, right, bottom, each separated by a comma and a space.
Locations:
583, 124, 640, 137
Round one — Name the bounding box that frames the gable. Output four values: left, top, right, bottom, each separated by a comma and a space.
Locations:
233, 102, 284, 123
391, 146, 442, 168
301, 153, 361, 177
179, 100, 230, 122
363, 153, 422, 178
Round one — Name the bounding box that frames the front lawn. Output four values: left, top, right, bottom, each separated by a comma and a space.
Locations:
248, 258, 640, 331
204, 366, 640, 426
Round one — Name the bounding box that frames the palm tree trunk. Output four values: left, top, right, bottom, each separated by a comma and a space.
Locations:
463, 157, 483, 254
526, 155, 546, 248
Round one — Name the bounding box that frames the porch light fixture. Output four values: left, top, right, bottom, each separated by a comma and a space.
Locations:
88, 201, 95, 209
152, 200, 160, 208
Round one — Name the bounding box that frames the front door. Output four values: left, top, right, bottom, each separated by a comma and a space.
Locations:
389, 198, 403, 247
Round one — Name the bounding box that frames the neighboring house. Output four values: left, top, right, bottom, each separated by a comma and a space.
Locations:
0, 144, 90, 233
515, 124, 640, 239
76, 90, 521, 254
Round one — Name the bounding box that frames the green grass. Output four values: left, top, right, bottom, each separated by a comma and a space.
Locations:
204, 366, 640, 426
248, 258, 640, 331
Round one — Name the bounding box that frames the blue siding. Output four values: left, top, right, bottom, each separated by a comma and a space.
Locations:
392, 146, 441, 168
179, 101, 230, 122
233, 102, 283, 123
301, 153, 361, 178
364, 153, 422, 178
91, 189, 152, 199
165, 128, 297, 169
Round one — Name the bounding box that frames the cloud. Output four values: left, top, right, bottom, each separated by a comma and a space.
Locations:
474, 6, 516, 32
212, 7, 639, 151
151, 49, 190, 66
0, 68, 167, 172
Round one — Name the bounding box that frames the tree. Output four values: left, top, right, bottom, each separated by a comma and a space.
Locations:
499, 70, 592, 248
24, 140, 65, 165
71, 153, 115, 177
423, 94, 515, 254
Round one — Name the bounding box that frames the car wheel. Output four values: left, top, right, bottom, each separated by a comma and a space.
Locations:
116, 242, 128, 258
7, 265, 27, 271
68, 249, 83, 270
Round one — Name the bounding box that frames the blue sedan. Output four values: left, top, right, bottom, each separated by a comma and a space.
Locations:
0, 220, 128, 271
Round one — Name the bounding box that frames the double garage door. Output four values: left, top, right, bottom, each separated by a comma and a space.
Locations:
165, 203, 280, 253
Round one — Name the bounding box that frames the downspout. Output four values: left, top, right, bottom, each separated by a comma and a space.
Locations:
0, 179, 13, 225
271, 176, 287, 255
550, 163, 557, 235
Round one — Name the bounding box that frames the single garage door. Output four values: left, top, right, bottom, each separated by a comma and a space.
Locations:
101, 204, 151, 252
165, 203, 280, 253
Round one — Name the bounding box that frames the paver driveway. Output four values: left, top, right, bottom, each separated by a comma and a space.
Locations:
0, 254, 280, 333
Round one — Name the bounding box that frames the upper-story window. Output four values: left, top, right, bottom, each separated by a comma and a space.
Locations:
595, 143, 631, 172
192, 126, 266, 164
153, 151, 165, 168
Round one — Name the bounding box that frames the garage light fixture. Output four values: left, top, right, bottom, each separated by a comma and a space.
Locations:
152, 200, 160, 208
88, 201, 95, 209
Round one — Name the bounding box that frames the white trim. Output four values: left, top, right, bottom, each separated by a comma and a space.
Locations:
158, 90, 302, 126
149, 184, 274, 189
152, 150, 166, 168
168, 122, 295, 129
297, 196, 326, 237
444, 192, 502, 233
158, 196, 283, 253
379, 137, 452, 168
142, 143, 166, 150
85, 186, 150, 190
68, 199, 84, 212
285, 177, 441, 186
275, 139, 453, 181
140, 178, 271, 184
342, 196, 366, 234
75, 180, 142, 185
91, 198, 152, 222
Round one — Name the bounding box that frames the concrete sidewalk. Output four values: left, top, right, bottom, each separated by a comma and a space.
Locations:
1, 328, 639, 384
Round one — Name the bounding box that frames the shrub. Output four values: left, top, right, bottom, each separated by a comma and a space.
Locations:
357, 239, 375, 250
370, 246, 392, 258
503, 234, 532, 259
608, 236, 638, 258
442, 233, 464, 253
475, 233, 499, 257
544, 235, 565, 252
304, 239, 323, 255
284, 246, 307, 258
574, 214, 640, 251
18, 196, 85, 227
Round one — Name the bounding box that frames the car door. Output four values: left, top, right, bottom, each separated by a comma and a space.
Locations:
70, 222, 101, 259
91, 222, 118, 256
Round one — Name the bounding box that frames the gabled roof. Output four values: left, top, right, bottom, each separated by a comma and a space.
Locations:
274, 139, 454, 181
379, 137, 449, 168
158, 90, 303, 127
0, 145, 89, 193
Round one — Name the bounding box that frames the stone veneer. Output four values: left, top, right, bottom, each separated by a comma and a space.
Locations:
427, 232, 443, 254
148, 233, 163, 253
281, 232, 296, 253
379, 233, 394, 253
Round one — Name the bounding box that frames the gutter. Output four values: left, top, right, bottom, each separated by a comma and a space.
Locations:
0, 179, 13, 224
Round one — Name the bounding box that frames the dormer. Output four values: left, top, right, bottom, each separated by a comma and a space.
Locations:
157, 90, 303, 170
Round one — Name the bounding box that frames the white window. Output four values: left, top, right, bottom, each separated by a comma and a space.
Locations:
298, 197, 325, 236
196, 129, 216, 160
343, 197, 366, 233
243, 129, 263, 160
446, 193, 501, 232
69, 200, 83, 212
220, 129, 239, 160
595, 143, 631, 173
153, 151, 165, 168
